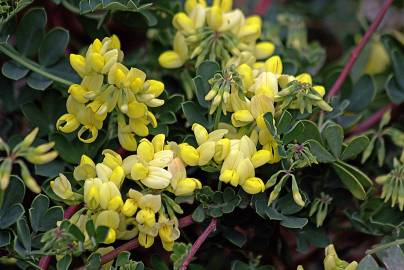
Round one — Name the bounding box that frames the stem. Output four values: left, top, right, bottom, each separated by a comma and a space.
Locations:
213, 105, 222, 130
348, 103, 396, 136
327, 0, 393, 97
0, 44, 74, 86
38, 205, 81, 270
366, 238, 404, 255
180, 218, 217, 270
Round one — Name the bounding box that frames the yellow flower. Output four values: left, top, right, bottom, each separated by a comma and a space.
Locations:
174, 178, 202, 196
84, 178, 102, 210
73, 155, 96, 181
121, 199, 138, 217
136, 194, 161, 228
99, 182, 123, 210
158, 214, 180, 251
255, 42, 275, 60
179, 143, 200, 166
50, 174, 74, 200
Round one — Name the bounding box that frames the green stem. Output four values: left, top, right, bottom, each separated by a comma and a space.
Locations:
0, 44, 74, 86
213, 104, 222, 130
366, 239, 404, 255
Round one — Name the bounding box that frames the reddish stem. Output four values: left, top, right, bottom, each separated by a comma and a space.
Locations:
327, 0, 393, 97
254, 0, 272, 15
349, 103, 396, 136
180, 218, 217, 270
38, 205, 81, 270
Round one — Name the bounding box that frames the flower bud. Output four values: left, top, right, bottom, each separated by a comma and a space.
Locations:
25, 151, 58, 165
242, 177, 265, 194
219, 169, 239, 185
296, 73, 312, 84
102, 150, 122, 169
0, 158, 12, 190
159, 51, 184, 69
34, 142, 55, 154
205, 89, 218, 101
238, 24, 261, 42
84, 178, 102, 210
22, 128, 39, 148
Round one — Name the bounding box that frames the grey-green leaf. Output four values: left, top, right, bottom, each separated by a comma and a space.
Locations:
309, 140, 336, 163
341, 136, 369, 160
16, 8, 47, 57
323, 124, 344, 158
332, 162, 366, 200
39, 27, 69, 67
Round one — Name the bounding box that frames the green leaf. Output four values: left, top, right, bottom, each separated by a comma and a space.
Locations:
332, 162, 366, 200
39, 27, 69, 67
29, 194, 49, 232
57, 255, 72, 270
336, 162, 373, 188
116, 251, 130, 267
347, 75, 376, 112
280, 216, 308, 229
283, 121, 304, 144
68, 223, 85, 242
0, 204, 25, 229
95, 226, 109, 243
192, 205, 206, 223
277, 110, 293, 134
2, 60, 29, 80
264, 112, 276, 136
86, 253, 101, 270
222, 227, 247, 248
196, 61, 221, 79
385, 75, 404, 105
16, 8, 47, 57
86, 220, 96, 238
158, 111, 177, 125
16, 218, 31, 252
390, 50, 404, 90
0, 231, 11, 247
296, 120, 323, 144
151, 254, 170, 270
193, 76, 210, 108
182, 101, 210, 128
308, 140, 336, 163
323, 124, 344, 157
357, 255, 379, 270
341, 136, 369, 160
27, 72, 53, 90
171, 242, 192, 270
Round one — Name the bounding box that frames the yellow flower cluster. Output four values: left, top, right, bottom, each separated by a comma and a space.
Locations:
159, 0, 275, 68
177, 124, 270, 194
50, 135, 201, 250
56, 36, 165, 150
